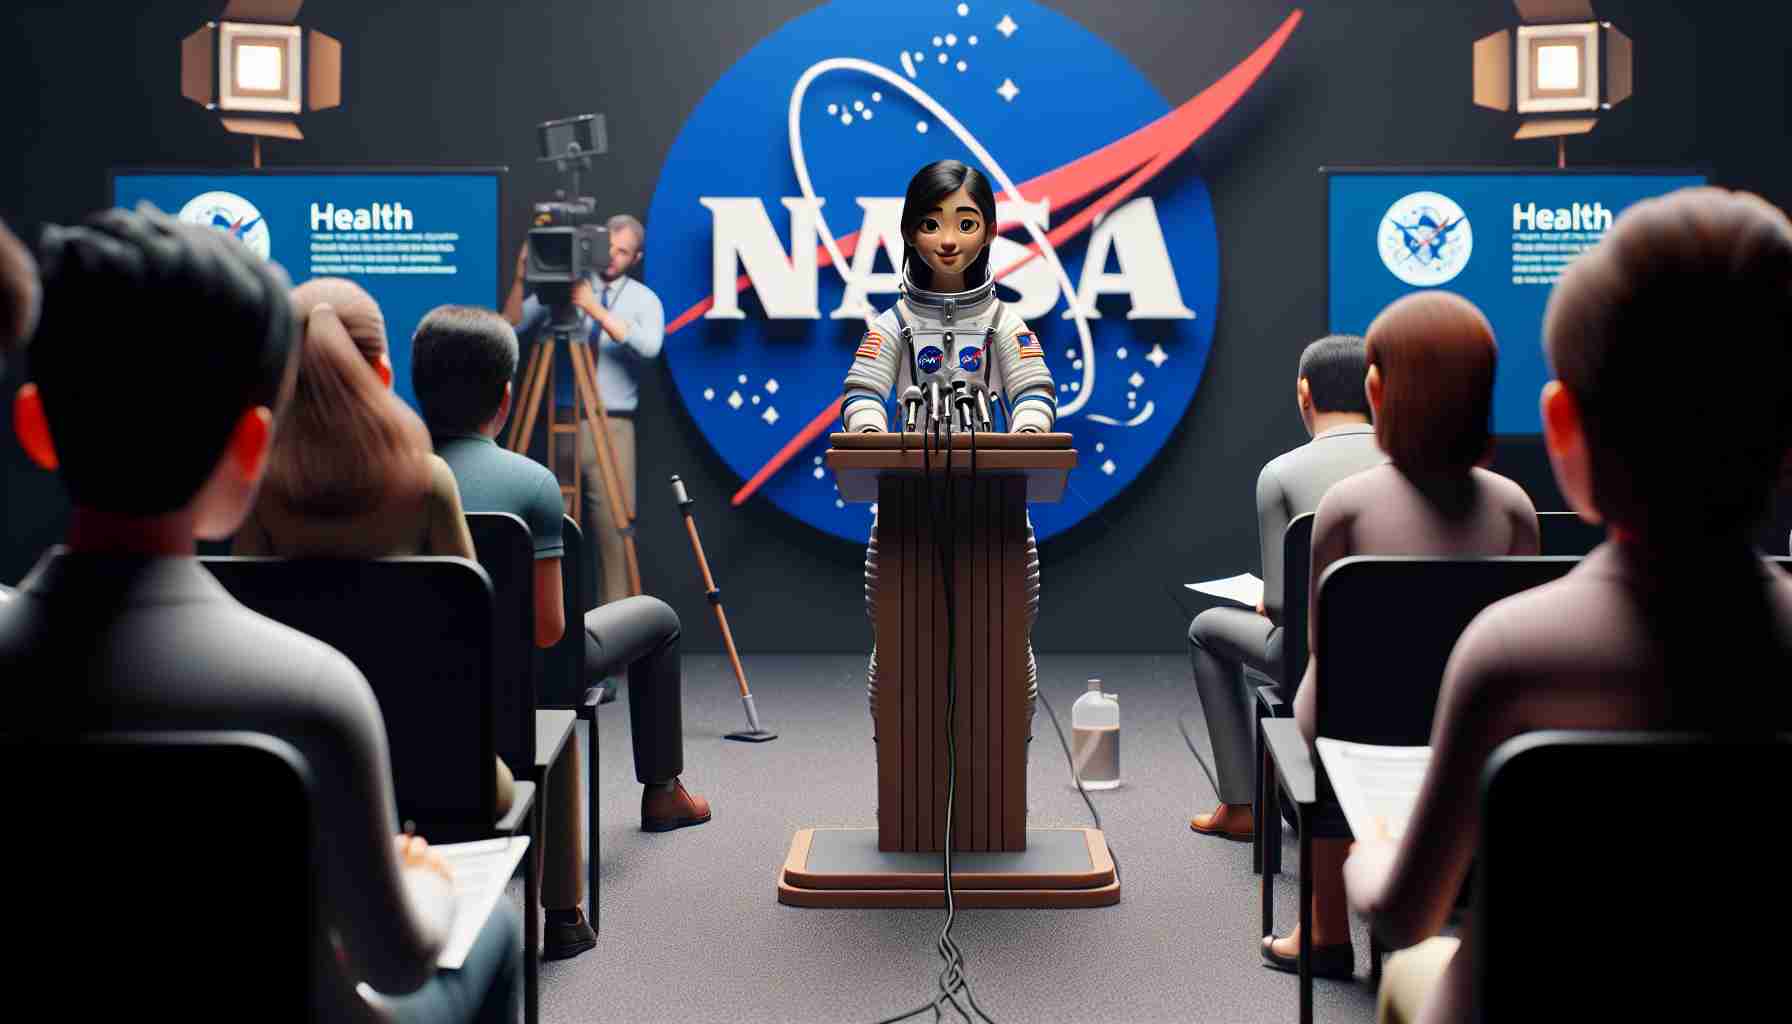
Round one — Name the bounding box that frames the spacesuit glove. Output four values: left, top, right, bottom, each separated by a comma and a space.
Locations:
1010, 405, 1052, 434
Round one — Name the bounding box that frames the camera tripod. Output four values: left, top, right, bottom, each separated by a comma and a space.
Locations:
506, 324, 642, 596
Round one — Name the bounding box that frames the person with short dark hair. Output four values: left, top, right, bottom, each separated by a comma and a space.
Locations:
1264, 291, 1540, 979
1, 207, 519, 1022
1344, 187, 1792, 1023
1186, 334, 1383, 841
413, 305, 711, 956
0, 217, 38, 374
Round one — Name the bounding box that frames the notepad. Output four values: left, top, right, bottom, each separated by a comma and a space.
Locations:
1184, 573, 1265, 609
434, 836, 531, 970
1315, 738, 1433, 842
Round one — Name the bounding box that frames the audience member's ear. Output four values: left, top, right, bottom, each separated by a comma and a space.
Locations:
12, 383, 58, 471
1364, 365, 1383, 418
227, 407, 275, 481
375, 351, 394, 390
498, 379, 514, 425
1540, 380, 1600, 524
1296, 377, 1312, 412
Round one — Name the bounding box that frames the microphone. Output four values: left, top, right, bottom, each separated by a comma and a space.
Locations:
952, 380, 976, 432
901, 385, 924, 433
927, 379, 944, 431
972, 382, 994, 431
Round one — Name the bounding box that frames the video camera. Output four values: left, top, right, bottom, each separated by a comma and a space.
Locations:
526, 114, 609, 328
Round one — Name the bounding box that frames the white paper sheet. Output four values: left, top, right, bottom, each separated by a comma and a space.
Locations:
434, 836, 530, 970
1184, 572, 1265, 609
1315, 738, 1433, 842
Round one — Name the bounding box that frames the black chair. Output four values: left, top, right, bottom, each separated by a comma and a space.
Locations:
1536, 510, 1604, 556
535, 514, 602, 927
1477, 730, 1792, 1020
203, 555, 540, 1024
1259, 555, 1579, 1024
469, 511, 585, 925
7, 731, 315, 1018
1252, 512, 1313, 874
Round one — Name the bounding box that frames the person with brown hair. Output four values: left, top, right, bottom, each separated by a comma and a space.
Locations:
1343, 187, 1792, 1024
0, 217, 38, 373
1263, 290, 1540, 978
229, 279, 510, 813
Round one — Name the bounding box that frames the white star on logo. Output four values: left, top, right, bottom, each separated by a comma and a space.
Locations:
727, 390, 743, 409
1128, 371, 1144, 388
1101, 459, 1117, 476
1145, 343, 1169, 368
996, 78, 1019, 102
762, 406, 780, 425
765, 378, 779, 395
996, 14, 1018, 38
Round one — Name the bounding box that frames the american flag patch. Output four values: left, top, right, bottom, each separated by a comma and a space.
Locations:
856, 331, 883, 359
1016, 331, 1043, 359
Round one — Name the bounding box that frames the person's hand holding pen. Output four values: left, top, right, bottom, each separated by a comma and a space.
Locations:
395, 822, 454, 885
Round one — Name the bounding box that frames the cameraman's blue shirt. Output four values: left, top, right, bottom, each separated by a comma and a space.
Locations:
516, 272, 665, 414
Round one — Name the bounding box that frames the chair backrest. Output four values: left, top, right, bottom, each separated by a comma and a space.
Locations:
1315, 557, 1579, 746
465, 511, 536, 771
203, 556, 498, 831
536, 514, 588, 708
1535, 510, 1604, 556
1477, 730, 1792, 1019
6, 731, 314, 1017
1280, 512, 1315, 681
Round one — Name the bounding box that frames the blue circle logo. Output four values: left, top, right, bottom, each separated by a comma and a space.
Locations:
1378, 191, 1473, 287
959, 346, 982, 372
177, 190, 271, 260
649, 0, 1300, 541
917, 345, 945, 373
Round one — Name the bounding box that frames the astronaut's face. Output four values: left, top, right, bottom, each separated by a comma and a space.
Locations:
910, 185, 988, 289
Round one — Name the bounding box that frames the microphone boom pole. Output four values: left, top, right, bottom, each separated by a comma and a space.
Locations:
670, 474, 776, 742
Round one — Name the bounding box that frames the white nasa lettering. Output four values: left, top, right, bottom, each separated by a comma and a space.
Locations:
988, 197, 1056, 319
830, 198, 904, 320
699, 197, 825, 319
1063, 196, 1195, 320
710, 195, 1191, 321
309, 202, 414, 232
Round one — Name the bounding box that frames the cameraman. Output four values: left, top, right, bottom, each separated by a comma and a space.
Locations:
504, 214, 665, 666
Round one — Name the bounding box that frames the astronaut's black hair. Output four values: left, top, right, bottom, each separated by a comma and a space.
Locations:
900, 159, 997, 291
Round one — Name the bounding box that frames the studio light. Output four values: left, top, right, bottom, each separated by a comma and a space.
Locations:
180, 1, 342, 166
1472, 0, 1633, 164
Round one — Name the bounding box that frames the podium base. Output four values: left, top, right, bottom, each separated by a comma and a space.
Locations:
777, 827, 1120, 908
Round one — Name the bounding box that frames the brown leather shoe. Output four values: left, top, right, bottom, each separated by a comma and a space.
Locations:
1189, 805, 1255, 842
641, 779, 712, 832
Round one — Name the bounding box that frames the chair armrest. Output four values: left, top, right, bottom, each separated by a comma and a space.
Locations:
1260, 718, 1316, 807
533, 710, 577, 781
494, 780, 537, 836
1254, 683, 1288, 720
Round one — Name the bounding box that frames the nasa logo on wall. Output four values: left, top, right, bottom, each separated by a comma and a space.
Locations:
177, 190, 271, 260
648, 0, 1302, 542
1378, 191, 1473, 287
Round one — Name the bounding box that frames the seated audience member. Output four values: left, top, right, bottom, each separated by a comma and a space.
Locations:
411, 306, 710, 836
1344, 188, 1792, 1024
1265, 290, 1541, 977
1, 208, 518, 1022
1, 217, 38, 373
230, 281, 514, 821
1188, 334, 1382, 841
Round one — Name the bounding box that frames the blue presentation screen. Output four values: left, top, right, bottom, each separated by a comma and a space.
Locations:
1327, 169, 1704, 433
111, 169, 502, 410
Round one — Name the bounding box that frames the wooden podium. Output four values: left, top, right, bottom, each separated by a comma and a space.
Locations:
776, 432, 1120, 908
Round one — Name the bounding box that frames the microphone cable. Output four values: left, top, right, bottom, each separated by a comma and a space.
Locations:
877, 386, 996, 1024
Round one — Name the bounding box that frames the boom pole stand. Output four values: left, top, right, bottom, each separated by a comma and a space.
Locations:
670, 475, 776, 743
507, 323, 642, 596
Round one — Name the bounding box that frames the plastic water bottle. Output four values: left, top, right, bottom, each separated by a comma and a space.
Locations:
1070, 679, 1121, 790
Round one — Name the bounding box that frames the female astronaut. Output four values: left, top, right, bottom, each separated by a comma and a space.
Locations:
839, 158, 1057, 736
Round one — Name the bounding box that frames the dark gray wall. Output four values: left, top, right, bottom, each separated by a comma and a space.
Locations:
4, 1, 1789, 652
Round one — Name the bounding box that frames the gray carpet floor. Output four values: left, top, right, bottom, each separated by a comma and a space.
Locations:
525, 653, 1381, 1024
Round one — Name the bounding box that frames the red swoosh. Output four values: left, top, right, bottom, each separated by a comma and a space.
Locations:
712, 9, 1303, 506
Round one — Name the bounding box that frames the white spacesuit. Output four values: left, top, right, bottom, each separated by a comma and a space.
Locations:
842, 264, 1055, 735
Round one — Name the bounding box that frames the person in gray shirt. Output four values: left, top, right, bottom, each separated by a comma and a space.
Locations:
1187, 335, 1383, 842
1, 209, 518, 1023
